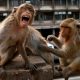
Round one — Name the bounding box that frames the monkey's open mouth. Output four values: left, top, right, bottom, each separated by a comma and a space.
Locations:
22, 16, 30, 22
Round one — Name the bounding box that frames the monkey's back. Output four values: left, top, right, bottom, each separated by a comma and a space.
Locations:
26, 26, 47, 54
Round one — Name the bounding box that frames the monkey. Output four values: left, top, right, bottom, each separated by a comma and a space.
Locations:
0, 3, 38, 70
39, 18, 80, 80
0, 3, 55, 75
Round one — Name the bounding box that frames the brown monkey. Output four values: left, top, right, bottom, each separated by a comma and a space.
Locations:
0, 3, 54, 73
0, 3, 37, 70
40, 18, 80, 80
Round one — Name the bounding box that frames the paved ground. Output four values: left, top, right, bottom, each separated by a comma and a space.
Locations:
54, 76, 80, 80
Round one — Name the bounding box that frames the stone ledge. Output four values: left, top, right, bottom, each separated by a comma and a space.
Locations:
0, 65, 53, 80
0, 56, 53, 80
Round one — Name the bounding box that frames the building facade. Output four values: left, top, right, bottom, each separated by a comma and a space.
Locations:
0, 0, 80, 37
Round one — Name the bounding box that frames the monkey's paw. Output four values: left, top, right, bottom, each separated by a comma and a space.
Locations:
47, 35, 55, 41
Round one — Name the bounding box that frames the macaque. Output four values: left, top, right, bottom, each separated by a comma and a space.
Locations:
40, 18, 80, 80
0, 3, 54, 73
0, 3, 37, 70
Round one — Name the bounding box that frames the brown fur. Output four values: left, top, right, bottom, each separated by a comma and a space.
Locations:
0, 3, 54, 73
42, 18, 80, 80
0, 3, 36, 70
25, 26, 54, 70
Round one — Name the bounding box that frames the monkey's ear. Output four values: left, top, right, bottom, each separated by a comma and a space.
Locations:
12, 7, 18, 13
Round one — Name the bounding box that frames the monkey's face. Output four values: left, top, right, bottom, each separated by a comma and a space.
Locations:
19, 9, 32, 28
60, 26, 71, 38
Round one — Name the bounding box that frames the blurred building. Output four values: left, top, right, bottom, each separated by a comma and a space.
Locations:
0, 0, 80, 37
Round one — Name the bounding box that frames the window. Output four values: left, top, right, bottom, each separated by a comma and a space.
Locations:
27, 0, 40, 6
40, 0, 52, 6
54, 0, 66, 6
54, 11, 66, 20
67, 0, 79, 6
35, 12, 53, 21
0, 0, 7, 7
67, 12, 79, 19
38, 12, 53, 21
9, 0, 23, 7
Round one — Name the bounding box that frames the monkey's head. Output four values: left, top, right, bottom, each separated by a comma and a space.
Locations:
59, 18, 79, 39
12, 3, 35, 27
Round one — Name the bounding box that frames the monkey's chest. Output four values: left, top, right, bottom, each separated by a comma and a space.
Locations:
11, 31, 26, 42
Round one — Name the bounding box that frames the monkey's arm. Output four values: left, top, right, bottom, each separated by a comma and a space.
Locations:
47, 35, 62, 48
18, 43, 37, 70
39, 44, 65, 58
18, 43, 29, 63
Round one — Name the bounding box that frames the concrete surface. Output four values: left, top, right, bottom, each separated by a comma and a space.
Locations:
54, 76, 80, 80
0, 55, 53, 80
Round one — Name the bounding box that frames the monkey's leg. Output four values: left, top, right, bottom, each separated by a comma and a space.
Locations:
40, 52, 54, 65
62, 67, 71, 80
18, 44, 37, 70
0, 46, 16, 67
25, 47, 34, 56
59, 58, 68, 69
11, 51, 19, 60
39, 52, 54, 77
54, 58, 67, 72
62, 57, 80, 80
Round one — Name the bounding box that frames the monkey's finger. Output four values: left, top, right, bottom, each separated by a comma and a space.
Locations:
47, 35, 54, 41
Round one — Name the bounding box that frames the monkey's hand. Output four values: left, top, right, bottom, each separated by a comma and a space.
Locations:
47, 35, 62, 48
47, 35, 55, 41
25, 63, 37, 71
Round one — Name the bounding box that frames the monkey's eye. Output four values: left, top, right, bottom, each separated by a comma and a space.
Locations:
22, 16, 30, 21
